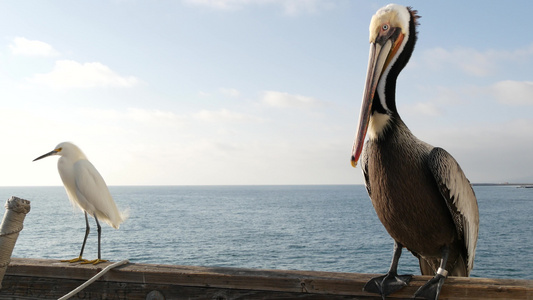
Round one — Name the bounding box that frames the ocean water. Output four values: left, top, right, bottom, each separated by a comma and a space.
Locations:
0, 185, 531, 280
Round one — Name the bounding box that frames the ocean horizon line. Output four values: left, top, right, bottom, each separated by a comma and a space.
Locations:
1, 182, 531, 188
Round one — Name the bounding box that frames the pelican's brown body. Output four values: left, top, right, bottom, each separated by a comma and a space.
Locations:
362, 117, 468, 276
350, 4, 479, 299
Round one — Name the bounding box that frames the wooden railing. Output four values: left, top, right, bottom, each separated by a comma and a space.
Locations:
1, 258, 531, 299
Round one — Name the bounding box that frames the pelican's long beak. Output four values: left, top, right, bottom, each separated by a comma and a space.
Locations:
351, 32, 404, 168
33, 149, 58, 162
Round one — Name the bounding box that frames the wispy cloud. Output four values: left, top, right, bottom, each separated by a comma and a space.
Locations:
27, 60, 139, 89
192, 108, 264, 122
183, 0, 337, 15
421, 47, 497, 77
198, 91, 211, 97
183, 0, 245, 11
491, 80, 533, 105
121, 108, 185, 127
278, 0, 337, 15
9, 37, 60, 57
409, 102, 442, 117
420, 43, 533, 77
416, 119, 533, 183
62, 107, 187, 131
219, 87, 240, 97
260, 90, 324, 109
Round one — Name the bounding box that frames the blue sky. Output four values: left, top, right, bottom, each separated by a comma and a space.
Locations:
1, 0, 532, 186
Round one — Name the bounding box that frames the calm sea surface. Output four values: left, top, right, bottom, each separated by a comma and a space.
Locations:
0, 185, 531, 279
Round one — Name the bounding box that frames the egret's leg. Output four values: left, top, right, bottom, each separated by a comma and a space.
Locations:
363, 241, 412, 298
61, 212, 89, 263
82, 216, 108, 265
414, 246, 449, 300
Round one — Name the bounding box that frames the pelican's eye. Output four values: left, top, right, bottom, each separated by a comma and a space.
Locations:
382, 24, 389, 31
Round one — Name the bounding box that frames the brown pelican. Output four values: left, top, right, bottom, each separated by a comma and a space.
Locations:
350, 4, 479, 300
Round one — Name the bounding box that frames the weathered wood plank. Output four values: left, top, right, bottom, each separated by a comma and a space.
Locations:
0, 258, 531, 299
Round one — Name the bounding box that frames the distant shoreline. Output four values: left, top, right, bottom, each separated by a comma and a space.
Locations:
473, 183, 533, 187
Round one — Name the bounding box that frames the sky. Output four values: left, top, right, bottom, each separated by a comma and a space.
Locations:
0, 0, 532, 186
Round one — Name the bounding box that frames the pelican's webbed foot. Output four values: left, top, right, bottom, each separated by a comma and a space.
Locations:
413, 274, 446, 300
364, 271, 412, 298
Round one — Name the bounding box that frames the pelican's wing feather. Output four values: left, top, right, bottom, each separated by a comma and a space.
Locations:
428, 147, 479, 273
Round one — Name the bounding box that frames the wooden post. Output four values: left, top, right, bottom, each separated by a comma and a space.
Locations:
0, 197, 31, 289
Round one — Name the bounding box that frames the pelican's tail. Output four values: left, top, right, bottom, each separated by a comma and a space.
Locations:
418, 253, 469, 277
449, 253, 469, 277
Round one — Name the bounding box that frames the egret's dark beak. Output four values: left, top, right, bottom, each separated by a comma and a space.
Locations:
33, 150, 58, 162
351, 31, 404, 168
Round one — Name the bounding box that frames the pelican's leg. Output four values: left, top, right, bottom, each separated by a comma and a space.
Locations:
363, 241, 412, 299
82, 216, 108, 265
414, 246, 449, 300
61, 212, 90, 263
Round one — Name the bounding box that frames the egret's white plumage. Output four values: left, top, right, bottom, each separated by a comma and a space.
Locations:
34, 141, 126, 264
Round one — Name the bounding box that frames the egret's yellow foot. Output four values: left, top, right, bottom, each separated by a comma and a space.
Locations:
81, 258, 108, 265
61, 256, 88, 263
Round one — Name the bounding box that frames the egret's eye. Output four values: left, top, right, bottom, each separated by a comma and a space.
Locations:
56, 147, 62, 152
382, 24, 389, 31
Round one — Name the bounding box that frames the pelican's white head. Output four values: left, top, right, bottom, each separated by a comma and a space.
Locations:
369, 4, 411, 43
351, 4, 419, 168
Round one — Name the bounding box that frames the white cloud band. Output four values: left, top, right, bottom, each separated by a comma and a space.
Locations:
28, 60, 139, 89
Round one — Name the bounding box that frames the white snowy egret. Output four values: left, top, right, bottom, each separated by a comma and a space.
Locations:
33, 141, 126, 265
